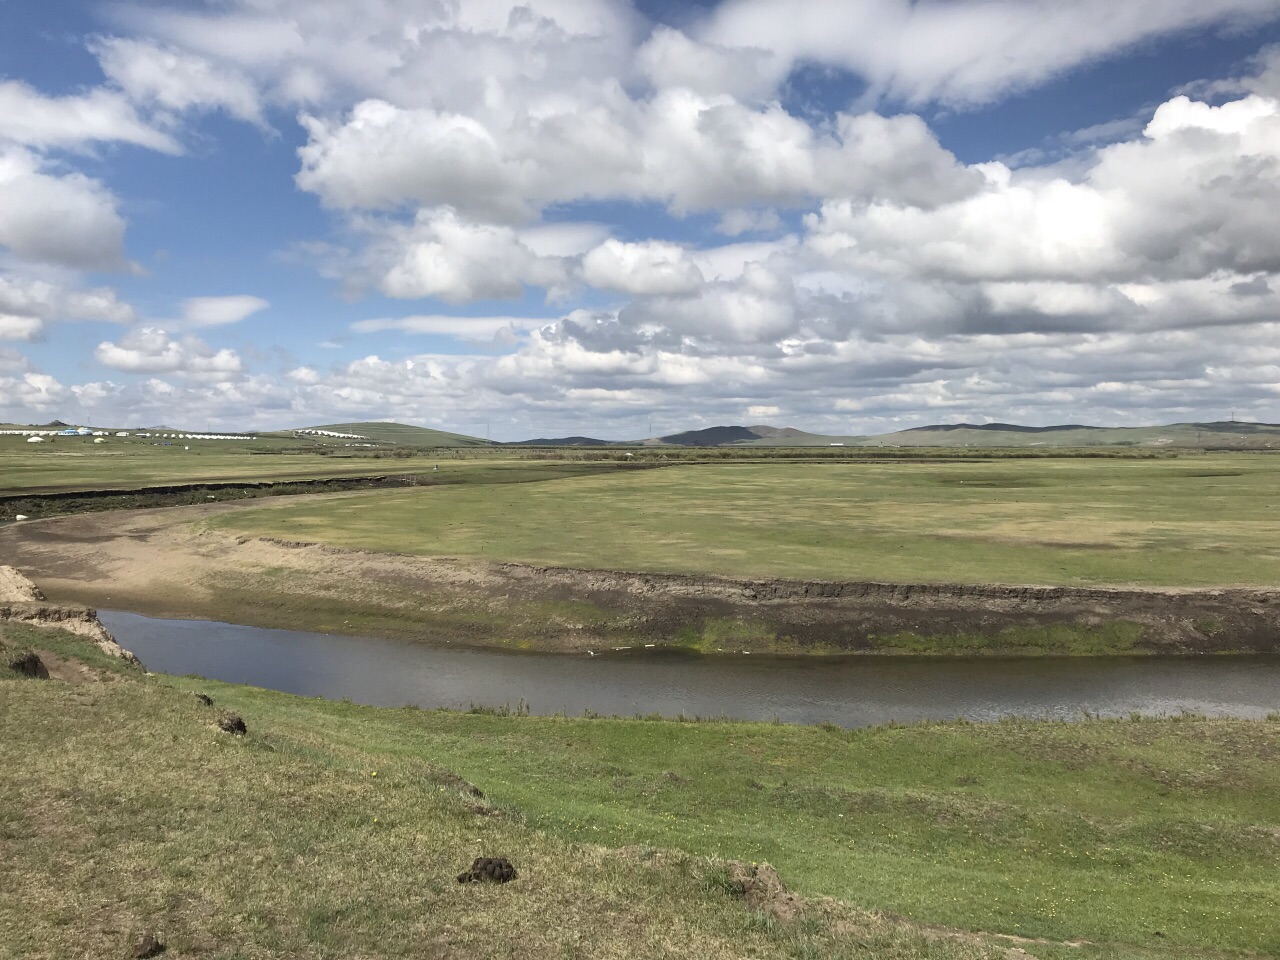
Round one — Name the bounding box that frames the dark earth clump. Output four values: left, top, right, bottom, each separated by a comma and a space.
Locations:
195, 693, 214, 706
428, 768, 483, 797
456, 857, 517, 884
215, 713, 246, 735
726, 861, 802, 921
8, 651, 48, 679
131, 933, 165, 958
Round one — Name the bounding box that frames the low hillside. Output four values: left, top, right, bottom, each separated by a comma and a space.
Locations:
298, 421, 492, 446
655, 425, 773, 445
587, 421, 1280, 449
864, 421, 1280, 449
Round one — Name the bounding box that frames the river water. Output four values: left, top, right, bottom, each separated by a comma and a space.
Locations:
99, 610, 1280, 727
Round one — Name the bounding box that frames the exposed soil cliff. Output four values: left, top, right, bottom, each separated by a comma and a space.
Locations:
0, 565, 138, 663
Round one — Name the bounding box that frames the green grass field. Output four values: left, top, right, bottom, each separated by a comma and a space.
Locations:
3, 624, 1277, 959
203, 455, 1280, 587
0, 439, 565, 497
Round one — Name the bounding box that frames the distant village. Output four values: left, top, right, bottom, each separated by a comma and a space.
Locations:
0, 425, 254, 443
2, 422, 379, 447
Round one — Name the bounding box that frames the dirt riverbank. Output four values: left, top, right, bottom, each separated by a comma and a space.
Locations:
2, 502, 1277, 655
0, 564, 137, 662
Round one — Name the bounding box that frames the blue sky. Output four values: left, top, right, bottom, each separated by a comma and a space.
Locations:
2, 0, 1280, 439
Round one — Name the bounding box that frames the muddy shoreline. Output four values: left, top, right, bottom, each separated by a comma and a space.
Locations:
2, 502, 1278, 656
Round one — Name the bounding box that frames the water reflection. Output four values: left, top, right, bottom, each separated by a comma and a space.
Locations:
100, 610, 1280, 727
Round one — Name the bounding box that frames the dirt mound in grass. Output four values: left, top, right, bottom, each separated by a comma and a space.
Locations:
8, 650, 48, 678
727, 861, 804, 921
215, 713, 247, 735
456, 856, 517, 883
425, 768, 484, 798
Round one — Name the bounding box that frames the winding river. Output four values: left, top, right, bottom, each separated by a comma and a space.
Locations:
98, 610, 1280, 727
99, 611, 1280, 727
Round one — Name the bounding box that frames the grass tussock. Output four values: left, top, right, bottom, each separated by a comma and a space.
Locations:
2, 622, 1279, 959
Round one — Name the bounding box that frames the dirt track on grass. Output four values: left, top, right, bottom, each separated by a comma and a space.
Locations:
2, 500, 1278, 655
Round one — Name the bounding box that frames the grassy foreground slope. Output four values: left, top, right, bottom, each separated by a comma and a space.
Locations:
207, 455, 1280, 587
0, 625, 1003, 960
3, 623, 1278, 959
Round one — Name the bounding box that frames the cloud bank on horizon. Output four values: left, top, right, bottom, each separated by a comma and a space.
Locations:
2, 0, 1280, 438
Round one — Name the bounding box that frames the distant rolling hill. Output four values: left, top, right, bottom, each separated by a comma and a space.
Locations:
507, 436, 614, 446
294, 421, 492, 447
646, 425, 862, 446
656, 425, 765, 446
854, 421, 1280, 449
511, 420, 1280, 449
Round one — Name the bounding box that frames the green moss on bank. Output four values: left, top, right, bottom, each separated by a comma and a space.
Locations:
870, 622, 1145, 655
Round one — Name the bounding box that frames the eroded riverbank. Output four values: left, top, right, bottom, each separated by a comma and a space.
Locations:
3, 501, 1279, 655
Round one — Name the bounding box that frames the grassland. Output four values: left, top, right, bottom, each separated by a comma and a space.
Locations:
3, 622, 1278, 959
204, 455, 1280, 588
0, 438, 628, 497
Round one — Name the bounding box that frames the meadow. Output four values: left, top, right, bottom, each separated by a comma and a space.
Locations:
3, 622, 1277, 959
0, 435, 632, 498
204, 454, 1280, 587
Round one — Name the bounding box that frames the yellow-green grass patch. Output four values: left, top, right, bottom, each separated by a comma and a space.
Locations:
204, 456, 1280, 587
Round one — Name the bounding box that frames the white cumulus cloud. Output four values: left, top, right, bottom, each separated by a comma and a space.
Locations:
0, 148, 129, 270
0, 81, 180, 153
372, 209, 568, 302
95, 326, 244, 377
178, 295, 270, 328
581, 239, 705, 295
0, 271, 134, 342
700, 0, 1280, 107
0, 314, 44, 341
93, 37, 265, 125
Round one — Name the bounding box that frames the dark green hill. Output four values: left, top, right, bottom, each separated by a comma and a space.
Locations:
658, 426, 762, 446
296, 421, 491, 447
